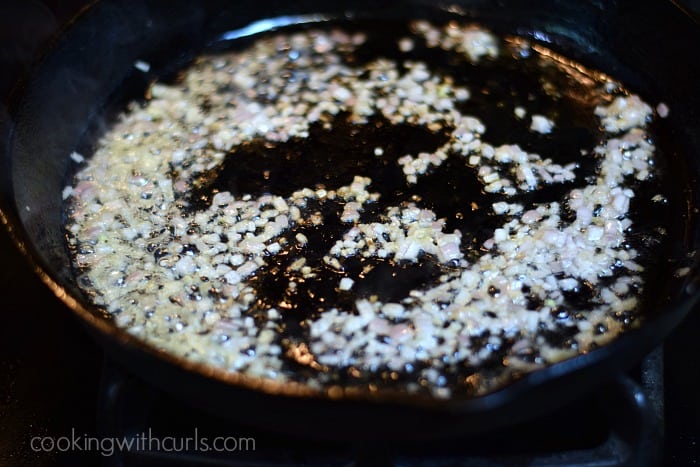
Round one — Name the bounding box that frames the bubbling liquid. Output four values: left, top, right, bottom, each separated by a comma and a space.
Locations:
65, 19, 675, 397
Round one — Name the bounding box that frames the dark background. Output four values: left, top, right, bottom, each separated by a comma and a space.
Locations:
0, 1, 698, 465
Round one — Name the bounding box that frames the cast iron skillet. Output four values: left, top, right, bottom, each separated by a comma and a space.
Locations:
1, 0, 700, 440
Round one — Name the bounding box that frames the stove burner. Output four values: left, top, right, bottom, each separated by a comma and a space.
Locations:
97, 349, 663, 467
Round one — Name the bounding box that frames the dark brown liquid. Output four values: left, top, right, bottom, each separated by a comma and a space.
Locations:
137, 20, 685, 393
178, 20, 683, 392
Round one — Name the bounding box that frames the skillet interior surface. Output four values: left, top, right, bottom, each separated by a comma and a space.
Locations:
2, 0, 700, 439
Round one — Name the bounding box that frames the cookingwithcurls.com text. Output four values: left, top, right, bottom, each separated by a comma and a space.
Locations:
30, 428, 255, 457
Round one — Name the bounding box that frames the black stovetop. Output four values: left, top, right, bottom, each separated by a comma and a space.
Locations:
0, 2, 698, 466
